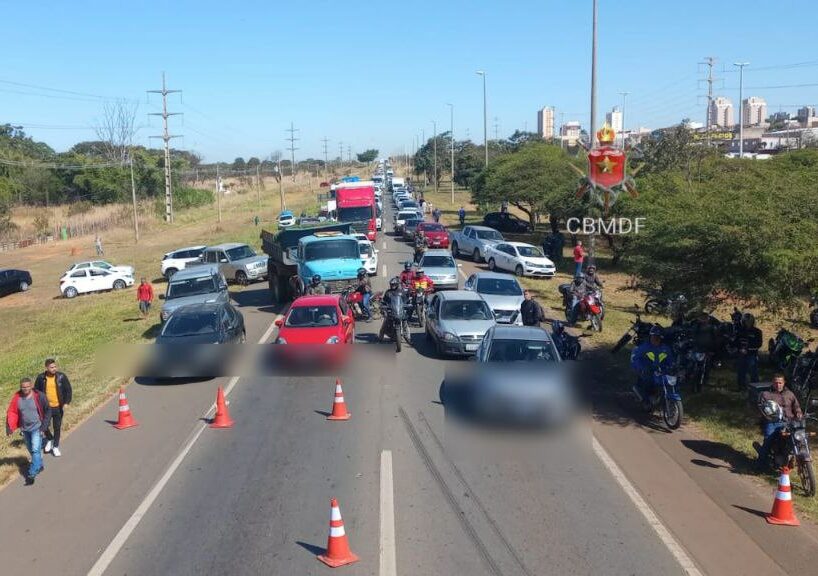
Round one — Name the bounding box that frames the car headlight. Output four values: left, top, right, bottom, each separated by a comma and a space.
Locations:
443, 332, 458, 342
275, 337, 287, 344
326, 336, 340, 344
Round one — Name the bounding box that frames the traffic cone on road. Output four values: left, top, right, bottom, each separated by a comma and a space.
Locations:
327, 379, 351, 421
766, 467, 800, 526
317, 498, 359, 568
113, 387, 138, 430
209, 386, 234, 428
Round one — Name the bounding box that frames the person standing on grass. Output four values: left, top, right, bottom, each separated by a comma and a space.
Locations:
94, 234, 104, 256
6, 377, 51, 485
137, 277, 154, 319
432, 207, 442, 223
520, 289, 547, 327
573, 240, 586, 277
34, 358, 71, 458
458, 206, 466, 226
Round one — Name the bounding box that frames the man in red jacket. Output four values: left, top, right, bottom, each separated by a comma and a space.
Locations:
6, 377, 51, 485
573, 240, 586, 277
137, 277, 154, 319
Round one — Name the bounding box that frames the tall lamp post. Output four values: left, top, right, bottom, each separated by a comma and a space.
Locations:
588, 0, 599, 261
432, 120, 438, 194
446, 103, 454, 203
734, 62, 749, 157
476, 70, 488, 167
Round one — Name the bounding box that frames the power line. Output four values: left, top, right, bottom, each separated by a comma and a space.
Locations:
147, 72, 182, 223
285, 121, 299, 182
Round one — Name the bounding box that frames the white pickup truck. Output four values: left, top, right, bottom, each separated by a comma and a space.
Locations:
449, 225, 505, 263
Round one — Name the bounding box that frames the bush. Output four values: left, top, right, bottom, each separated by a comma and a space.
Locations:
67, 200, 93, 216
33, 213, 50, 237
154, 187, 214, 216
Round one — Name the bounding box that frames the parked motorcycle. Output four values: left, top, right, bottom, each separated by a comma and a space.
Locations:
633, 370, 684, 430
643, 292, 687, 319
379, 293, 411, 352
611, 313, 654, 353
768, 328, 806, 373
558, 284, 603, 331
761, 416, 817, 497
550, 320, 586, 360
674, 336, 712, 393
790, 349, 818, 403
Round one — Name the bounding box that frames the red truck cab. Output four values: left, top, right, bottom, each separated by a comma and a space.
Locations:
335, 182, 377, 241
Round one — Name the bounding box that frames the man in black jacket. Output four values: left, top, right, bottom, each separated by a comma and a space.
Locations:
34, 358, 72, 457
520, 290, 547, 327
736, 313, 762, 391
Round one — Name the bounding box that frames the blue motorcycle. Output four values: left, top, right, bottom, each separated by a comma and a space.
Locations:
634, 370, 684, 430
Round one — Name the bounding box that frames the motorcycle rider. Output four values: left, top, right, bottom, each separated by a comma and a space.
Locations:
413, 232, 428, 264
736, 312, 763, 391
379, 277, 405, 342
583, 264, 604, 305
567, 274, 588, 326
630, 325, 675, 409
306, 274, 326, 295
399, 261, 415, 288
354, 267, 372, 322
754, 374, 803, 471
407, 267, 434, 322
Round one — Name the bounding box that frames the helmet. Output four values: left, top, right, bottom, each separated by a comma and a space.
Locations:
573, 274, 584, 283
649, 324, 663, 338
415, 268, 424, 276
742, 313, 755, 328
404, 261, 413, 271
310, 274, 322, 285
586, 265, 597, 273
389, 277, 399, 290
762, 399, 784, 422
357, 267, 367, 279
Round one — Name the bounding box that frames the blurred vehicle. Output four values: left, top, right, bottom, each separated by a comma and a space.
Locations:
60, 267, 134, 299
274, 294, 355, 344
192, 243, 268, 285
298, 216, 322, 226
278, 210, 296, 228
483, 211, 532, 233
425, 290, 495, 357
463, 271, 523, 325
353, 233, 378, 275
66, 260, 134, 278
485, 242, 555, 278
160, 265, 229, 322
450, 225, 504, 263
416, 222, 449, 248
161, 245, 206, 279
158, 302, 245, 344
0, 268, 32, 297
402, 218, 422, 241
419, 250, 459, 291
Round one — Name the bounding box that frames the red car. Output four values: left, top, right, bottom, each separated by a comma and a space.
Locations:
417, 222, 449, 249
274, 294, 355, 344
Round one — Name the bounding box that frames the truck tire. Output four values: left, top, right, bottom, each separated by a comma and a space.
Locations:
269, 275, 281, 303
473, 248, 482, 263
451, 242, 459, 257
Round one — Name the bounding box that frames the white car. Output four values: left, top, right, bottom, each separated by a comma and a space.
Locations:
161, 245, 206, 279
60, 267, 135, 298
66, 260, 134, 278
485, 242, 556, 278
353, 234, 379, 275
278, 211, 296, 227
394, 209, 419, 232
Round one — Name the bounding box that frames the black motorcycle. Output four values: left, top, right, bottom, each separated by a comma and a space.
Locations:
551, 320, 586, 360
673, 335, 712, 393
643, 292, 687, 319
611, 313, 654, 353
761, 415, 817, 497
790, 350, 818, 403
379, 293, 411, 352
407, 287, 428, 328
768, 328, 806, 373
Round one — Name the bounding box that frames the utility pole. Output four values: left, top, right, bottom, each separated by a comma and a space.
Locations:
493, 116, 500, 140
432, 120, 438, 194
216, 164, 222, 223
129, 151, 139, 242
476, 70, 488, 166
734, 62, 749, 157
560, 112, 566, 150
147, 72, 182, 223
347, 145, 352, 163
447, 103, 454, 203
338, 141, 344, 169
699, 56, 718, 146
619, 91, 629, 146
286, 122, 299, 182
588, 0, 598, 261
321, 137, 330, 177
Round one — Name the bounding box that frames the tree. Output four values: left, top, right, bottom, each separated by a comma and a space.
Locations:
95, 100, 139, 164
247, 157, 261, 168
232, 157, 246, 172
356, 149, 378, 163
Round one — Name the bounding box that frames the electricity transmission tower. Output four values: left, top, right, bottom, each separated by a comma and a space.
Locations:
286, 122, 299, 182
147, 73, 182, 223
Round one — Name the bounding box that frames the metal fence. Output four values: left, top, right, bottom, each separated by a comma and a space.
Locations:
0, 211, 135, 253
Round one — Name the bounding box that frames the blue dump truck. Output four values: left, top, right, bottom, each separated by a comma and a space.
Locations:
261, 223, 362, 302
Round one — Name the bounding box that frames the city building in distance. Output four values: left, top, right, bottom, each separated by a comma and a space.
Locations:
606, 106, 623, 143
537, 106, 555, 139
709, 96, 734, 128
742, 96, 767, 127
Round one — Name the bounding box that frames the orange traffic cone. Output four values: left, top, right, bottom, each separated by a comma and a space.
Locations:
766, 467, 800, 526
327, 379, 351, 421
317, 498, 359, 568
209, 387, 234, 428
113, 387, 138, 429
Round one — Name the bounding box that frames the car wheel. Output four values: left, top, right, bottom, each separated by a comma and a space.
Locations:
19, 281, 30, 292
240, 331, 247, 343
164, 268, 178, 279
473, 248, 482, 263
515, 265, 524, 277
451, 242, 459, 257
64, 286, 78, 299
235, 271, 248, 286
488, 258, 496, 271
113, 279, 126, 290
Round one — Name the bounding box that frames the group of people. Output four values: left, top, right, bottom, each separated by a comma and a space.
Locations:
5, 359, 72, 486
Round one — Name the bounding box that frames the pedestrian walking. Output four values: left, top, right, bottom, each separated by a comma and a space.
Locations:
520, 289, 547, 327
137, 277, 154, 319
458, 206, 466, 226
573, 240, 586, 277
6, 377, 51, 485
432, 207, 441, 223
34, 358, 71, 457
94, 234, 104, 256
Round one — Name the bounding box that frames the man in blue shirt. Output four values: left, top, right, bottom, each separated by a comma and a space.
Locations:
630, 325, 674, 408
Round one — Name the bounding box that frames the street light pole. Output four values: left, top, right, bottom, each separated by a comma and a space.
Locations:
589, 0, 598, 147
447, 103, 454, 204
432, 120, 438, 194
619, 91, 630, 147
734, 62, 749, 157
476, 71, 488, 166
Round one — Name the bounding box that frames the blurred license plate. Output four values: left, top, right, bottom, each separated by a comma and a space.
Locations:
465, 344, 478, 351
432, 240, 440, 245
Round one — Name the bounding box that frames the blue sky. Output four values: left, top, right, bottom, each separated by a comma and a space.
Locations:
2, 0, 816, 162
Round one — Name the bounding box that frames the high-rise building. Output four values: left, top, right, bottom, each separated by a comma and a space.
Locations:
797, 106, 816, 126
605, 106, 623, 136
537, 106, 555, 139
560, 121, 582, 145
742, 96, 767, 127
708, 96, 734, 128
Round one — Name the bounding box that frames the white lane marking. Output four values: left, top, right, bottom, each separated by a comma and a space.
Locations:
591, 436, 703, 576
381, 264, 387, 278
87, 314, 283, 576
380, 450, 397, 576
382, 241, 387, 250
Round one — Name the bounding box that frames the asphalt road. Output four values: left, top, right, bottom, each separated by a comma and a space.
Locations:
2, 197, 818, 576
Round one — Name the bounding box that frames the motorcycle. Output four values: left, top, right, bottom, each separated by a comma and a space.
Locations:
611, 313, 654, 353
674, 336, 711, 393
342, 287, 381, 322
768, 328, 806, 373
761, 415, 817, 497
790, 349, 818, 403
643, 292, 687, 319
633, 370, 684, 430
379, 293, 411, 352
408, 287, 428, 328
551, 320, 586, 360
558, 284, 604, 332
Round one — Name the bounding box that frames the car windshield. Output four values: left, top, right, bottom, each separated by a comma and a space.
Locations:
401, 201, 418, 208
167, 276, 218, 299
338, 206, 374, 222
359, 243, 372, 256
161, 313, 218, 336
476, 230, 503, 240
421, 256, 455, 268
285, 305, 339, 327
517, 246, 544, 258
487, 339, 558, 363
476, 278, 523, 296
398, 212, 415, 220
304, 239, 359, 261
226, 245, 256, 260
440, 300, 493, 321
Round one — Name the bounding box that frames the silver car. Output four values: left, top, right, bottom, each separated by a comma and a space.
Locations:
425, 290, 495, 357
198, 243, 268, 285
464, 271, 523, 325
160, 265, 229, 323
419, 250, 459, 290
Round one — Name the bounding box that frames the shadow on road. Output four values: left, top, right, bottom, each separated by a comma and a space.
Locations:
295, 541, 326, 557
732, 504, 769, 519
231, 287, 270, 308
682, 439, 754, 475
